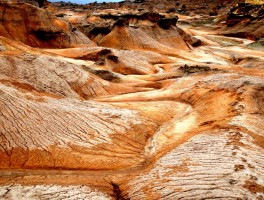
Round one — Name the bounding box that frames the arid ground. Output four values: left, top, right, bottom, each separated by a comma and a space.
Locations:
0, 0, 264, 199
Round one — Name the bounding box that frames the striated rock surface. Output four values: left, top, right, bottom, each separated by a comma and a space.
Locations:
0, 0, 264, 199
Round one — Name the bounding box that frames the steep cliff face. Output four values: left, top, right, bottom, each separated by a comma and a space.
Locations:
0, 0, 264, 199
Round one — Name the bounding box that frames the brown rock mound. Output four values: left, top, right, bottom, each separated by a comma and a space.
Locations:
0, 2, 95, 48
81, 12, 200, 54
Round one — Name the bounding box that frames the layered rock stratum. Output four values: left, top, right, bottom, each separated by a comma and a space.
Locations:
0, 0, 264, 199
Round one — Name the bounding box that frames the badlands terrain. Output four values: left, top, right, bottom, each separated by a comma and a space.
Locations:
0, 0, 264, 199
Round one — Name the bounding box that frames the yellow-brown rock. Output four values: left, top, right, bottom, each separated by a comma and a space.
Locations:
0, 0, 264, 199
0, 2, 95, 48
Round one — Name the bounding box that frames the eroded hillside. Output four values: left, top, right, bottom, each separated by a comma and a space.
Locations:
0, 0, 264, 199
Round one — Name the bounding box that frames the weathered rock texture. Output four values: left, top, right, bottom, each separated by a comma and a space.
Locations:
0, 0, 264, 199
224, 3, 264, 39
0, 2, 94, 48
76, 12, 199, 54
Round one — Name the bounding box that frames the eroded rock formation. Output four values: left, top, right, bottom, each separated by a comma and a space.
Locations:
0, 2, 94, 48
224, 3, 264, 39
0, 0, 264, 199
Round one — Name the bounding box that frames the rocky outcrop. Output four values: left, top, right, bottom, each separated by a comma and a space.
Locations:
227, 3, 264, 26
0, 2, 95, 48
16, 0, 48, 7
158, 16, 178, 29
76, 12, 200, 53
224, 3, 264, 39
78, 12, 179, 37
84, 13, 200, 54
